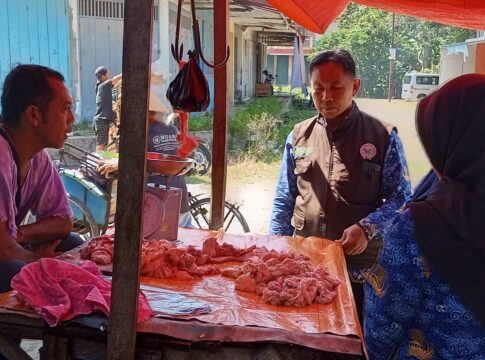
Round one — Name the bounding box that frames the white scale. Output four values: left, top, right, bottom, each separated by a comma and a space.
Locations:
142, 152, 195, 241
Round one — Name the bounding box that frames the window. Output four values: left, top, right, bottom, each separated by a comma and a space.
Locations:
79, 0, 158, 20
403, 76, 412, 84
416, 76, 439, 85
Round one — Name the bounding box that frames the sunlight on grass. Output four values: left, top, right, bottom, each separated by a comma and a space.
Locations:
186, 159, 280, 186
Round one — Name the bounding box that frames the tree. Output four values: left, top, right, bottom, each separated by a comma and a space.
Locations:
312, 4, 475, 98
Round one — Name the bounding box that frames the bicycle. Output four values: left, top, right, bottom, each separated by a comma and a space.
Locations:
188, 192, 250, 234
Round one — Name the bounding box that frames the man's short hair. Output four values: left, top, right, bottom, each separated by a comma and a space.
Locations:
0, 64, 64, 127
309, 49, 356, 78
95, 66, 109, 81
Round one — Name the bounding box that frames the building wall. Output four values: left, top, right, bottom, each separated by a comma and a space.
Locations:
475, 43, 485, 74
0, 0, 72, 100
276, 55, 289, 84
76, 0, 162, 120
1, 0, 268, 118
440, 42, 478, 84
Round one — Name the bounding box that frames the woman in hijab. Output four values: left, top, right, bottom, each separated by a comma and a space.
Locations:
364, 73, 485, 359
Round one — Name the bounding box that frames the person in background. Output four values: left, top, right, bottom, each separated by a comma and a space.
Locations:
0, 65, 83, 293
364, 74, 485, 359
98, 92, 192, 227
93, 66, 121, 151
269, 49, 411, 317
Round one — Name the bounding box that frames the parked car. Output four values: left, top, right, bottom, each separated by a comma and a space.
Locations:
401, 72, 439, 101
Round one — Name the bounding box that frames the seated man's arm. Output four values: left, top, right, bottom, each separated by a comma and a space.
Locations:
17, 216, 72, 246
0, 222, 37, 262
269, 132, 297, 235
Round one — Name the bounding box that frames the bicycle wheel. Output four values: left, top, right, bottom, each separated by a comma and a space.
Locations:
190, 197, 250, 234
68, 195, 99, 240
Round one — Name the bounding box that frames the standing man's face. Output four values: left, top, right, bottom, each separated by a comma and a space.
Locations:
310, 62, 360, 121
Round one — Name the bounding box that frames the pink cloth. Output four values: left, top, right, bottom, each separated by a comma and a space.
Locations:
11, 258, 152, 326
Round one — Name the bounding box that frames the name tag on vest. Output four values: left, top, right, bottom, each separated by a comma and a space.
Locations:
294, 146, 314, 158
362, 160, 381, 173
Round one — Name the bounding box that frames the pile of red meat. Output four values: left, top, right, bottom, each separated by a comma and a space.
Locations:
223, 250, 340, 307
80, 235, 259, 281
80, 235, 340, 306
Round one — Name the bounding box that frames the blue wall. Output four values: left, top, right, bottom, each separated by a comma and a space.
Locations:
0, 0, 71, 96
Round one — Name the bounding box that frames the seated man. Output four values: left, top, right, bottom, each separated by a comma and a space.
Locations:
0, 65, 83, 293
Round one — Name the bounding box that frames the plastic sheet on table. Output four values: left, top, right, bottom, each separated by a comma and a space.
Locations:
138, 228, 362, 339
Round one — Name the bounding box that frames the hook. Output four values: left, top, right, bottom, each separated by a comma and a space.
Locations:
190, 1, 230, 69
171, 0, 184, 63
171, 0, 230, 68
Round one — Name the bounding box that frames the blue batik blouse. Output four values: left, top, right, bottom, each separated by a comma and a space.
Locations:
364, 208, 485, 360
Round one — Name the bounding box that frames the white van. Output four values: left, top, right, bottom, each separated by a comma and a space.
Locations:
401, 72, 439, 101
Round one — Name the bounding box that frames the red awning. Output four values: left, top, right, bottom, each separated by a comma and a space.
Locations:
267, 0, 485, 33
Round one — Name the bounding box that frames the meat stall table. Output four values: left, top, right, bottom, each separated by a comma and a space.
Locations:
0, 228, 364, 359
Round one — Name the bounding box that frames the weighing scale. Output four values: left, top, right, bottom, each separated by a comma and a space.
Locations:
142, 152, 195, 241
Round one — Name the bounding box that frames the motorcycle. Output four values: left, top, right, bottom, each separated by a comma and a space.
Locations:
262, 70, 278, 95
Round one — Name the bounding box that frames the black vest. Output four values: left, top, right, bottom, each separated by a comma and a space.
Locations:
291, 104, 394, 268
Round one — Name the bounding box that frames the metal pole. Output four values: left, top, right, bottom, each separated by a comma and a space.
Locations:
388, 13, 395, 102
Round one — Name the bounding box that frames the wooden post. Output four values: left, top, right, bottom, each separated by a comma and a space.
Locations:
210, 0, 230, 230
107, 0, 154, 359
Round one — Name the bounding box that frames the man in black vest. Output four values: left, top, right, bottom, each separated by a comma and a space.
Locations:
269, 49, 411, 315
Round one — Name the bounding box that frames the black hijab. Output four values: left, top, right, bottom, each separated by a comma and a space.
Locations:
408, 74, 485, 327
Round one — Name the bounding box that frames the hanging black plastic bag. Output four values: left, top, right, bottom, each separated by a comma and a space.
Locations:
166, 51, 210, 112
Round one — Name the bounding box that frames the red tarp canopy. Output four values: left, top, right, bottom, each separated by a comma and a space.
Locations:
267, 0, 485, 33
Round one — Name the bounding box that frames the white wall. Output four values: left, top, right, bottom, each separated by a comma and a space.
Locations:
440, 43, 477, 84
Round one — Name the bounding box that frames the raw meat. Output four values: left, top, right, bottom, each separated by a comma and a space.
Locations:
80, 235, 340, 307
232, 251, 340, 307
80, 235, 255, 280
80, 235, 114, 265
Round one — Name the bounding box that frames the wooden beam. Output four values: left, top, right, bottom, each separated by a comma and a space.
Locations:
0, 334, 31, 360
210, 0, 230, 230
107, 0, 154, 359
41, 335, 69, 360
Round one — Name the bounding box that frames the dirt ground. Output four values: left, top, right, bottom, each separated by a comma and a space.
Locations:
190, 98, 427, 235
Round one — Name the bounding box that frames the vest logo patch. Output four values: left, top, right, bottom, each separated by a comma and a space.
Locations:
360, 143, 377, 160
294, 146, 314, 158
